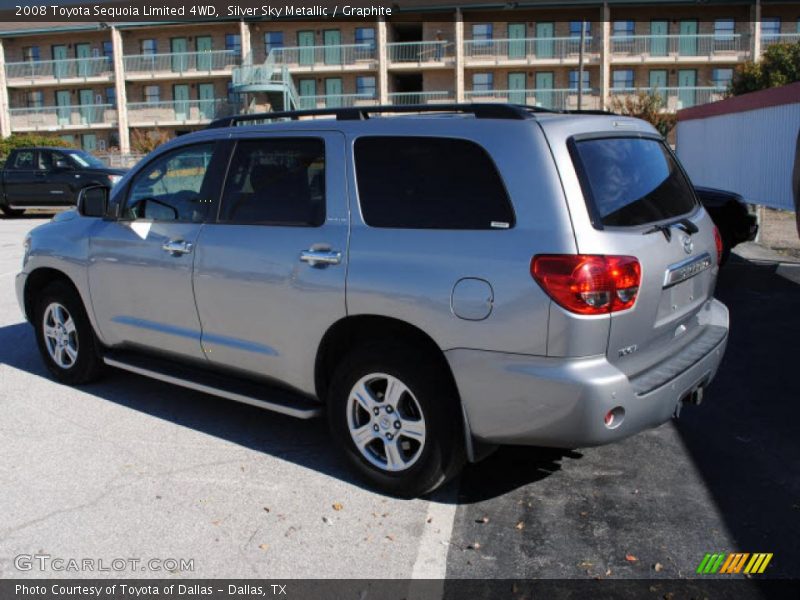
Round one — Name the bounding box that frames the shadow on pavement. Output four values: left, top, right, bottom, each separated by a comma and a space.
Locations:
0, 320, 566, 502
675, 254, 800, 579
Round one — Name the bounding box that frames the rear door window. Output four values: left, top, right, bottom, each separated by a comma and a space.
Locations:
354, 136, 514, 230
570, 136, 697, 228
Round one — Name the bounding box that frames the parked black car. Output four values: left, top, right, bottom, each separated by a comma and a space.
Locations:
0, 147, 126, 217
694, 185, 758, 265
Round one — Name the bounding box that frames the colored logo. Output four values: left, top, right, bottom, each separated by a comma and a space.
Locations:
696, 553, 773, 575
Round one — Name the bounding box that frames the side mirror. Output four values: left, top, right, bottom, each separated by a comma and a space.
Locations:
77, 185, 108, 218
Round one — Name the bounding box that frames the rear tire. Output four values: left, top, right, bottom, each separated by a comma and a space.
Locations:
33, 281, 104, 385
328, 344, 465, 498
0, 205, 24, 217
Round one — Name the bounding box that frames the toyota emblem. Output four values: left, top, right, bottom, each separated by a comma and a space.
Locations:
682, 235, 694, 254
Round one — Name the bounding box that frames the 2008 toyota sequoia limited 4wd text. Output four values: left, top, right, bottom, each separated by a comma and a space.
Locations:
17, 104, 729, 497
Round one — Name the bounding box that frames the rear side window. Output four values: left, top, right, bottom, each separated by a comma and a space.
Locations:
571, 137, 697, 228
354, 136, 514, 229
219, 138, 325, 227
11, 151, 34, 170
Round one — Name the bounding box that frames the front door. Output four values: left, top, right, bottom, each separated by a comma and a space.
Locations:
75, 43, 91, 77
198, 83, 215, 120
52, 45, 69, 79
508, 23, 526, 59
196, 36, 212, 71
535, 71, 554, 108
78, 89, 94, 124
81, 134, 97, 152
171, 38, 189, 73
535, 22, 554, 59
298, 78, 316, 109
173, 84, 190, 121
679, 20, 698, 56
678, 69, 697, 107
87, 142, 224, 360
56, 90, 71, 126
325, 78, 343, 107
650, 20, 669, 56
508, 72, 527, 104
649, 69, 668, 91
298, 31, 315, 66
324, 30, 342, 65
192, 134, 348, 392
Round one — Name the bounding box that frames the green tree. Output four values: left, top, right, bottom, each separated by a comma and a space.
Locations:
610, 89, 677, 138
729, 42, 800, 96
0, 133, 75, 164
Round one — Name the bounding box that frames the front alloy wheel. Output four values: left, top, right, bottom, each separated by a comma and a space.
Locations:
347, 373, 427, 472
42, 302, 79, 369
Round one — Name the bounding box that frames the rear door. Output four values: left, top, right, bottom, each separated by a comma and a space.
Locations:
192, 132, 348, 394
568, 134, 718, 376
3, 150, 39, 207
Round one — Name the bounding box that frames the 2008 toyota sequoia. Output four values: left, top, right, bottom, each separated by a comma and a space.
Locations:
17, 104, 728, 497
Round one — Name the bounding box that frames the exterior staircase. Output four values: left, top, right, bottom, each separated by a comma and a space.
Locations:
231, 53, 300, 112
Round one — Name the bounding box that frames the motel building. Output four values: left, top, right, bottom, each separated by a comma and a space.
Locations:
0, 0, 797, 157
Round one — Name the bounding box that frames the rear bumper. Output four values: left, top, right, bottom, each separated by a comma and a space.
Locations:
446, 298, 728, 448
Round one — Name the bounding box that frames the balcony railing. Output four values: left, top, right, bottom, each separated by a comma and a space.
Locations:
127, 99, 235, 124
388, 91, 456, 105
464, 37, 598, 62
272, 44, 376, 69
609, 86, 727, 109
123, 51, 240, 77
761, 32, 800, 49
464, 88, 601, 110
5, 57, 113, 82
9, 104, 116, 131
610, 34, 749, 59
387, 41, 454, 64
297, 93, 378, 109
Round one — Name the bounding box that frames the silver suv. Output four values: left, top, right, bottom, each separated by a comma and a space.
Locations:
16, 104, 729, 497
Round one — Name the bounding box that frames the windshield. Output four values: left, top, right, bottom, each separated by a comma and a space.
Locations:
65, 150, 106, 169
571, 137, 697, 228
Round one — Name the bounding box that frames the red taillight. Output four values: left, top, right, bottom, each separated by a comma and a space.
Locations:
531, 255, 641, 315
713, 226, 723, 264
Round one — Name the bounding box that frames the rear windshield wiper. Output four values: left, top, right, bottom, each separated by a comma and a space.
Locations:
643, 218, 699, 241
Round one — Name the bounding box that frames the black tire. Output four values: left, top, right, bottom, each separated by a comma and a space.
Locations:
33, 280, 104, 385
0, 205, 25, 217
328, 344, 465, 498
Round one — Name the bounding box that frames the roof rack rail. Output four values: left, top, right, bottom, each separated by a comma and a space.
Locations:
207, 103, 550, 129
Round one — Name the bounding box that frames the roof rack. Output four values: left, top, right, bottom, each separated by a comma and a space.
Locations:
207, 103, 550, 128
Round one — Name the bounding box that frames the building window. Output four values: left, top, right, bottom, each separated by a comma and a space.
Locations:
612, 21, 635, 38
355, 27, 376, 50
472, 72, 494, 92
612, 69, 634, 89
264, 32, 284, 55
26, 90, 44, 108
106, 87, 116, 107
569, 70, 591, 90
472, 24, 493, 43
762, 17, 781, 39
102, 41, 113, 60
714, 18, 735, 41
569, 21, 591, 37
356, 76, 376, 98
226, 34, 241, 54
141, 39, 157, 55
712, 68, 734, 88
22, 46, 40, 62
143, 85, 160, 103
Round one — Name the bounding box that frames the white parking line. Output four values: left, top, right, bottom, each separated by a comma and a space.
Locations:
411, 483, 459, 579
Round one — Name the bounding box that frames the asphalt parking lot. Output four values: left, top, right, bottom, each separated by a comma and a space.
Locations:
1, 216, 798, 585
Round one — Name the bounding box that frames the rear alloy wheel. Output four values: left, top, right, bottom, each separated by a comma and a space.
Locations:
33, 281, 104, 385
328, 345, 464, 498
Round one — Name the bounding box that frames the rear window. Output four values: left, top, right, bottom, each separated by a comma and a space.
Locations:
354, 136, 514, 230
571, 137, 697, 228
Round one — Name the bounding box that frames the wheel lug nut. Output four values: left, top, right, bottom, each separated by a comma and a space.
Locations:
386, 406, 393, 413
373, 424, 379, 432
394, 421, 401, 429
385, 433, 393, 441
373, 407, 380, 416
